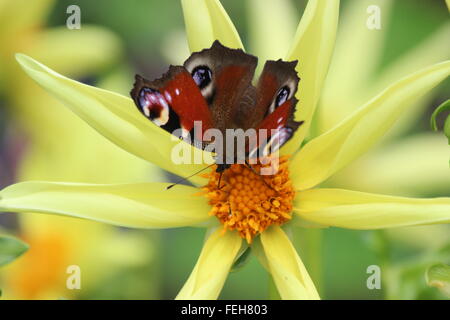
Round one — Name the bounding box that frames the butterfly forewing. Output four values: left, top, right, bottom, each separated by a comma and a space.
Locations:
184, 41, 258, 132
131, 66, 213, 143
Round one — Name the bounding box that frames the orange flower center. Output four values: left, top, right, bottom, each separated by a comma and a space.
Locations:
202, 156, 295, 243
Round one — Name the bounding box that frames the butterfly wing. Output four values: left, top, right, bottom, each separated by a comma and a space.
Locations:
130, 41, 301, 163
130, 66, 214, 144
248, 60, 303, 158
131, 41, 258, 152
183, 40, 258, 132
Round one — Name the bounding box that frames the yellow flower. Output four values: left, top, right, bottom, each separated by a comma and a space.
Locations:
318, 0, 450, 196
0, 0, 161, 299
1, 0, 450, 299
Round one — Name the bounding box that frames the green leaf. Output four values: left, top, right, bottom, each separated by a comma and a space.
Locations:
426, 263, 450, 298
430, 99, 450, 145
0, 235, 29, 267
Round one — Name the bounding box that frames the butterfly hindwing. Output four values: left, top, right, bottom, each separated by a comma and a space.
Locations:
248, 60, 303, 158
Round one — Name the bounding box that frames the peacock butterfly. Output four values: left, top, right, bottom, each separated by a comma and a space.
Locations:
130, 40, 303, 176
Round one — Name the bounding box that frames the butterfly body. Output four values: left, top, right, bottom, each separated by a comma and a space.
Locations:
131, 41, 303, 173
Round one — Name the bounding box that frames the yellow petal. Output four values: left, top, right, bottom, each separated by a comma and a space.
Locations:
27, 25, 122, 78
255, 226, 320, 300
0, 181, 212, 229
176, 229, 242, 300
319, 0, 393, 132
0, 0, 53, 36
372, 23, 450, 99
0, 0, 52, 84
295, 188, 450, 229
281, 0, 340, 154
291, 61, 450, 190
326, 133, 450, 196
181, 0, 243, 52
12, 67, 164, 185
15, 54, 210, 185
362, 23, 450, 138
248, 0, 297, 64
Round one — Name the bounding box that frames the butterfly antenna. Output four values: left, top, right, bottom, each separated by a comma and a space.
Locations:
166, 164, 215, 190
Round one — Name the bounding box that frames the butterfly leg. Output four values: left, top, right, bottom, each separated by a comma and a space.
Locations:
218, 171, 224, 190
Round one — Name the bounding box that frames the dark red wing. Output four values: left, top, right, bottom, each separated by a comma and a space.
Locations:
131, 66, 213, 143
250, 100, 303, 157
247, 60, 303, 158
183, 41, 258, 132
130, 42, 302, 162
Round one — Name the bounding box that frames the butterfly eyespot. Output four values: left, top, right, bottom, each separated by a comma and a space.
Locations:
192, 65, 212, 89
275, 86, 290, 108
138, 87, 169, 126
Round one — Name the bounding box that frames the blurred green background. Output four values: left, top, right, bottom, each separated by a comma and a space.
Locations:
0, 0, 449, 299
